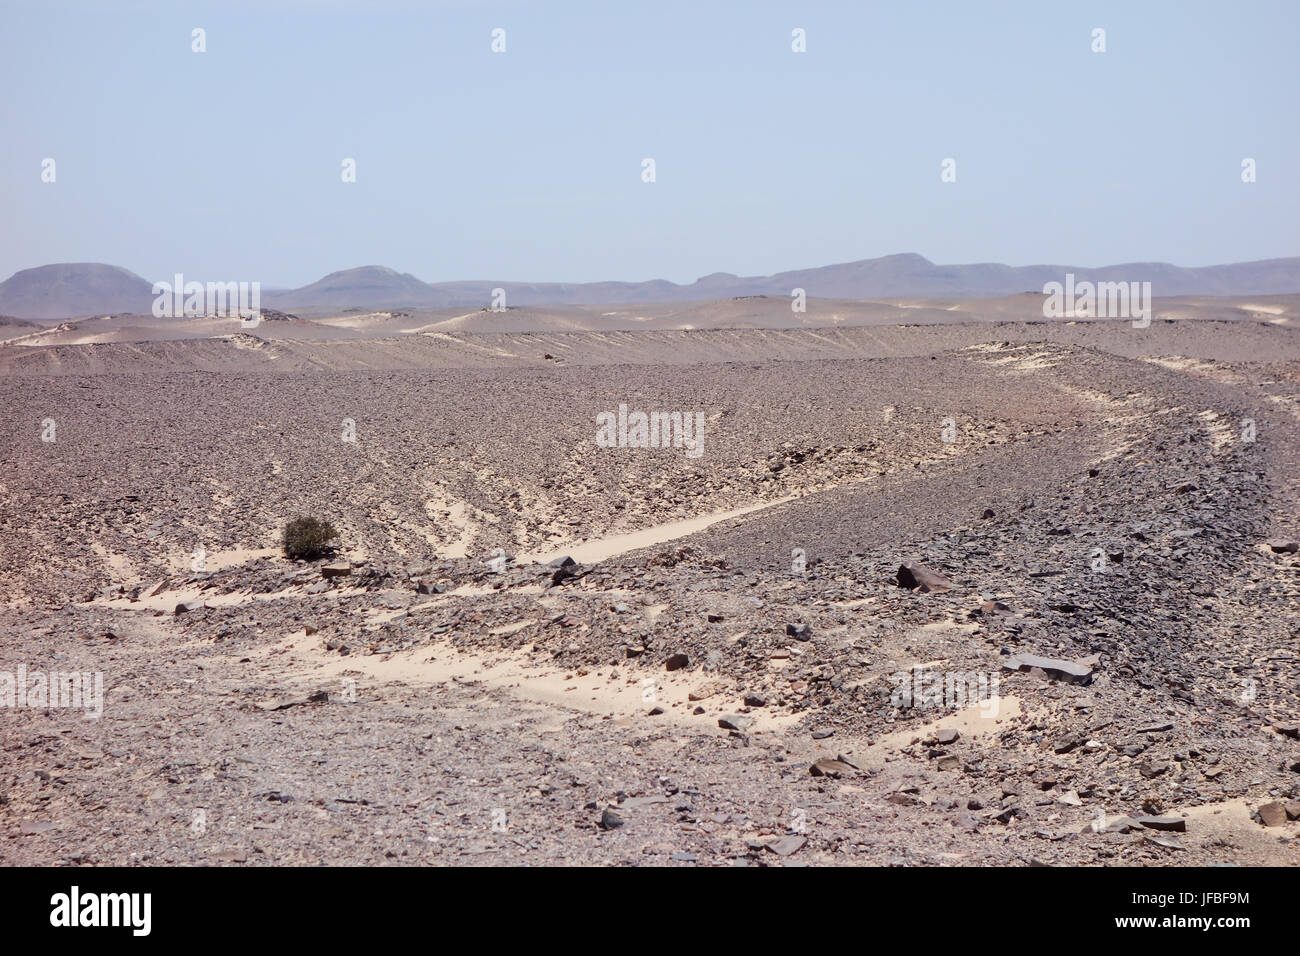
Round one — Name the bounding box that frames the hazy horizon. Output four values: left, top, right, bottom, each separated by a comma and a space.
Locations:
9, 250, 1300, 291
2, 0, 1298, 288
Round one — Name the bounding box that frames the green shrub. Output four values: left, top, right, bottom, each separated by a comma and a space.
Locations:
282, 516, 339, 560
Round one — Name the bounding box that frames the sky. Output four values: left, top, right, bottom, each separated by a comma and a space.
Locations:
1, 0, 1297, 288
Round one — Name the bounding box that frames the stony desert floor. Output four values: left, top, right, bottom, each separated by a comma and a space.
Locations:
1, 305, 1298, 866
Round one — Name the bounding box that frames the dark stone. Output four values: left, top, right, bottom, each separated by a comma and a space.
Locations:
896, 562, 954, 593
598, 808, 624, 830
1255, 801, 1287, 827
1053, 733, 1084, 754
981, 600, 1015, 619
549, 556, 582, 586
1137, 722, 1174, 734
718, 714, 753, 732
1133, 815, 1186, 832
1139, 759, 1171, 779
810, 758, 853, 778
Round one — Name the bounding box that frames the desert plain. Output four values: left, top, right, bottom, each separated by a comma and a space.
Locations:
1, 293, 1298, 866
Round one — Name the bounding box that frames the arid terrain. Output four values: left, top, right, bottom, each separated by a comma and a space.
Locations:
1, 297, 1298, 866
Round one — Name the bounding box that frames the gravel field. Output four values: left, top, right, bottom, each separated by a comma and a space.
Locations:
2, 315, 1298, 866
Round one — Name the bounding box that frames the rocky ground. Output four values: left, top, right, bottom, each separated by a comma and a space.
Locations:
1, 316, 1298, 866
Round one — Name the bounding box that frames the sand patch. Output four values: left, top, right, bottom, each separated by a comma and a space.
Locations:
1142, 355, 1240, 386
422, 488, 497, 559
518, 497, 796, 565
89, 542, 136, 584
170, 546, 279, 574
265, 636, 799, 731
966, 343, 1066, 372
850, 695, 1024, 768
1165, 797, 1300, 863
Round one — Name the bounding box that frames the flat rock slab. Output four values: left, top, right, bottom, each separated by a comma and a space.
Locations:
1133, 815, 1186, 832
1144, 833, 1185, 851
1255, 801, 1289, 827
896, 562, 954, 593
765, 835, 806, 857
1089, 815, 1186, 835
256, 690, 329, 711
619, 795, 673, 811
1002, 653, 1094, 685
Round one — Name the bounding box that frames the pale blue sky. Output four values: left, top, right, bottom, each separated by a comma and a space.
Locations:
2, 0, 1296, 287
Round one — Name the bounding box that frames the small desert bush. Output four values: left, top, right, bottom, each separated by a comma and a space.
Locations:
282, 516, 339, 560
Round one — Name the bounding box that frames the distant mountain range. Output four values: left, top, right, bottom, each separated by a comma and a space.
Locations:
0, 264, 164, 320
2, 254, 1299, 319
